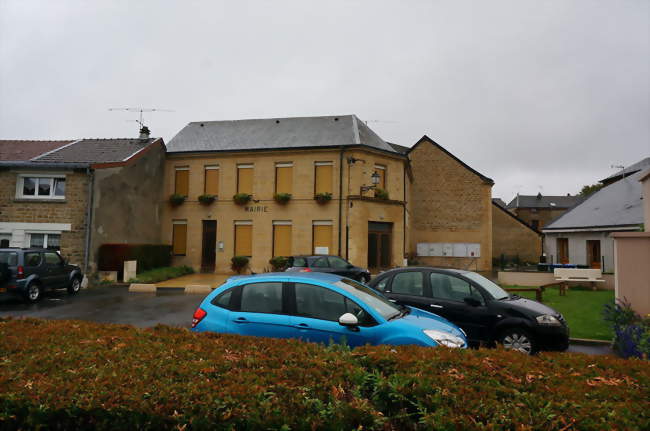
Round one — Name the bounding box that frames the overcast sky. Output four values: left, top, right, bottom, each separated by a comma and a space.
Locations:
1, 0, 648, 201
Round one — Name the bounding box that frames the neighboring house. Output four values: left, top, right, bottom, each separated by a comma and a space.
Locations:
542, 162, 646, 272
0, 136, 165, 272
600, 157, 650, 186
162, 117, 497, 274
492, 198, 507, 209
492, 201, 542, 264
506, 193, 583, 230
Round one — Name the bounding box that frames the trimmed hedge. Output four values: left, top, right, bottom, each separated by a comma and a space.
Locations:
0, 318, 648, 430
97, 244, 172, 277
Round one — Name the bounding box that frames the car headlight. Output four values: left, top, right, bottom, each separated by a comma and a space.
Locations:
536, 314, 561, 326
423, 330, 465, 348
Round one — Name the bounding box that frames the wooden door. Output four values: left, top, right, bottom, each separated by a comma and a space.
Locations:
201, 220, 217, 273
367, 222, 392, 270
586, 240, 601, 269
557, 238, 569, 264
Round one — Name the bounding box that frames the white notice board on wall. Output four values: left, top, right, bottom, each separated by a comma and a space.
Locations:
416, 242, 481, 258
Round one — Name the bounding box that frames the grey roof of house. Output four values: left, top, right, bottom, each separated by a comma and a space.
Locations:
543, 169, 645, 230
0, 140, 73, 161
492, 198, 507, 208
506, 194, 583, 209
387, 142, 411, 154
600, 157, 650, 185
33, 138, 157, 164
166, 115, 398, 154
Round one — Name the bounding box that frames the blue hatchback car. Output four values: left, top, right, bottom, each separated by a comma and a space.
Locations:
191, 272, 467, 348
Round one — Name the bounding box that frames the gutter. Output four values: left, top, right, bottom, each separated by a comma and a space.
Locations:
83, 168, 95, 274
0, 161, 90, 169
338, 147, 344, 256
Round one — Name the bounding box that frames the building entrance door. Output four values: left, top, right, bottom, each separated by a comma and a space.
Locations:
557, 238, 569, 264
367, 222, 392, 271
586, 240, 601, 269
201, 220, 217, 273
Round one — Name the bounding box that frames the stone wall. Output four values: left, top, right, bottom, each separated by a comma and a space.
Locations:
515, 207, 568, 230
492, 203, 541, 263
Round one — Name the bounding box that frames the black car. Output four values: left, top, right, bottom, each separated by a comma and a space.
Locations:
368, 267, 569, 354
285, 255, 371, 282
0, 248, 84, 303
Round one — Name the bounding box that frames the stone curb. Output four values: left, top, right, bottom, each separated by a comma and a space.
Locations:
569, 337, 611, 346
128, 284, 214, 294
128, 284, 157, 293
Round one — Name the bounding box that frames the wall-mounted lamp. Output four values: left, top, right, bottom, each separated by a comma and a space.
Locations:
360, 171, 380, 194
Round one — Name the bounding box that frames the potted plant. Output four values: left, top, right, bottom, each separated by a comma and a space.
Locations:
169, 194, 186, 206
269, 256, 289, 272
198, 194, 216, 205
314, 192, 332, 204
233, 193, 252, 205
231, 256, 250, 274
374, 188, 389, 200
273, 193, 292, 205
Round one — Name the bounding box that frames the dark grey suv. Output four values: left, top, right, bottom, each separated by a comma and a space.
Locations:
0, 248, 83, 303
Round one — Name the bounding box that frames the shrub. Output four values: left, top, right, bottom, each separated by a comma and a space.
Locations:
169, 193, 186, 206
232, 193, 252, 205
269, 256, 289, 271
314, 192, 333, 204
374, 188, 389, 200
0, 318, 648, 430
197, 194, 216, 205
273, 193, 292, 204
97, 244, 172, 279
603, 298, 650, 359
230, 255, 249, 274
128, 266, 194, 283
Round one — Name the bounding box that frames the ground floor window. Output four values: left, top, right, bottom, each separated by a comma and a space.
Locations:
28, 233, 61, 250
272, 221, 292, 257
172, 221, 187, 256
312, 221, 333, 255
234, 221, 252, 257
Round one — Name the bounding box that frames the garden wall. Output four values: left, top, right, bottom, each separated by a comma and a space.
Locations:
498, 271, 614, 290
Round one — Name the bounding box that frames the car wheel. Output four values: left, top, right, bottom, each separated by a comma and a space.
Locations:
67, 277, 81, 295
24, 283, 42, 303
499, 328, 537, 355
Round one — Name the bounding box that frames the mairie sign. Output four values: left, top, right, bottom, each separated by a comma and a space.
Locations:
244, 205, 269, 213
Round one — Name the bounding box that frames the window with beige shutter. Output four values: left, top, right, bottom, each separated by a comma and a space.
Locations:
312, 221, 333, 255
275, 163, 293, 194
234, 222, 253, 257
204, 166, 219, 195
237, 164, 253, 195
314, 162, 333, 195
175, 167, 189, 196
172, 221, 187, 255
374, 165, 386, 190
273, 222, 292, 257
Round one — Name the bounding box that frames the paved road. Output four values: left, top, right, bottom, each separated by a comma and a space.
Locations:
0, 286, 615, 356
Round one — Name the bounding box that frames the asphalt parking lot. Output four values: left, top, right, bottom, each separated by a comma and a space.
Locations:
0, 286, 614, 356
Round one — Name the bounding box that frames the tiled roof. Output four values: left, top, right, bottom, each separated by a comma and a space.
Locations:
506, 193, 583, 209
0, 140, 73, 161
600, 157, 650, 185
387, 142, 411, 154
492, 198, 507, 208
166, 115, 398, 154
33, 138, 157, 164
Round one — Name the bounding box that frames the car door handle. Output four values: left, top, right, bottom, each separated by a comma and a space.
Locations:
233, 317, 249, 323
295, 323, 310, 329
388, 299, 397, 303
430, 304, 443, 309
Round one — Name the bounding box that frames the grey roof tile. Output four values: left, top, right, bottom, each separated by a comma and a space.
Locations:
34, 138, 156, 164
600, 157, 650, 185
0, 140, 73, 161
506, 194, 583, 209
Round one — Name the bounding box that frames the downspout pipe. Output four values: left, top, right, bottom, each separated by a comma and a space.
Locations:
83, 168, 95, 275
338, 146, 344, 257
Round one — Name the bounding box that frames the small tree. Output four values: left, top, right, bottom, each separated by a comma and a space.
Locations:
169, 194, 186, 206
579, 183, 604, 197
233, 193, 252, 205
269, 256, 289, 271
231, 256, 250, 274
374, 188, 389, 200
198, 194, 216, 205
273, 193, 292, 204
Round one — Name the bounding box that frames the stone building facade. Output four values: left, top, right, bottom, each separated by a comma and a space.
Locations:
491, 201, 541, 264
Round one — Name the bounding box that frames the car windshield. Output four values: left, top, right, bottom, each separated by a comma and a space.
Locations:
334, 279, 401, 320
462, 272, 510, 300
0, 252, 18, 266
292, 257, 307, 267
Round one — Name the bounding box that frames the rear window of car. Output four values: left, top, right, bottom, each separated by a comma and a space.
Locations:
292, 257, 307, 267
0, 252, 18, 266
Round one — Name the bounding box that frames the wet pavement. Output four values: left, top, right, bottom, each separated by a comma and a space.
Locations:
0, 286, 615, 356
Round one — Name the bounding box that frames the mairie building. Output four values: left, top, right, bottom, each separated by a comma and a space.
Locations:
162, 115, 497, 274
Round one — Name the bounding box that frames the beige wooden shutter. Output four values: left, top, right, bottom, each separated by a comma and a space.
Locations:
315, 163, 333, 194
175, 169, 189, 196
273, 223, 292, 257
172, 222, 187, 255
275, 165, 293, 194
204, 167, 219, 195
235, 224, 252, 257
313, 224, 333, 255
237, 166, 253, 195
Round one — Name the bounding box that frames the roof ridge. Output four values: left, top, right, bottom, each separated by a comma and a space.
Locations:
187, 115, 354, 125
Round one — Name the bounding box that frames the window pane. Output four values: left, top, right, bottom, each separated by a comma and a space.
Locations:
375, 276, 391, 292
30, 234, 45, 248
311, 257, 329, 268
23, 177, 36, 196
328, 257, 349, 269
213, 289, 233, 310
47, 234, 61, 250
295, 283, 346, 321
292, 257, 307, 267
44, 252, 61, 265
24, 252, 42, 267
430, 273, 478, 302
0, 252, 18, 266
391, 272, 424, 296
240, 282, 283, 314
54, 178, 66, 196
344, 298, 375, 326
37, 178, 51, 196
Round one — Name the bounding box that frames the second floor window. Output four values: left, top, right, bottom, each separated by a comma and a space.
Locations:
18, 175, 65, 199
204, 165, 219, 196
374, 164, 386, 189
237, 164, 253, 195
174, 167, 189, 196
314, 162, 333, 195
275, 163, 293, 194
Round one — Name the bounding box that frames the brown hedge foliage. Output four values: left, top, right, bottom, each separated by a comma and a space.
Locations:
0, 318, 648, 430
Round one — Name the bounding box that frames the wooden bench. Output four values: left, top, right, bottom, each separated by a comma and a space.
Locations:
553, 268, 605, 295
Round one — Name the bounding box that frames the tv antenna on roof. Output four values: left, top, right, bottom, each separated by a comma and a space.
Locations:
108, 107, 174, 131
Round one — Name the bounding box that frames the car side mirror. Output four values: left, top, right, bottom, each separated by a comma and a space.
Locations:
463, 297, 482, 307
338, 313, 359, 328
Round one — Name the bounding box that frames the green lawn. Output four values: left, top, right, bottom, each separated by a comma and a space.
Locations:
505, 285, 615, 341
